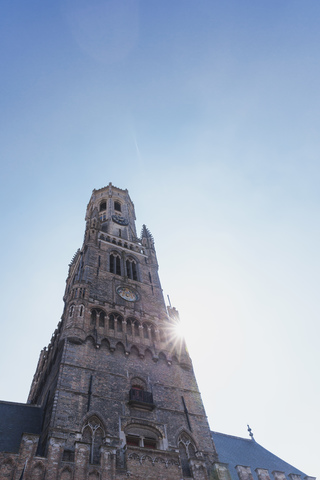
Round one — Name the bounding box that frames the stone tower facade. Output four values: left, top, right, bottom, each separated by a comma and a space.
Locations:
26, 183, 219, 480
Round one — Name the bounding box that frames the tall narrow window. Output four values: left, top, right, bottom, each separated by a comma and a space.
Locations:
99, 201, 106, 212
110, 254, 115, 273
116, 256, 121, 275
126, 260, 131, 278
114, 201, 121, 212
109, 314, 115, 330
91, 310, 97, 326
178, 433, 196, 478
126, 258, 138, 281
132, 262, 137, 280
151, 326, 156, 341
108, 312, 123, 331
143, 324, 149, 339
82, 417, 104, 465
179, 443, 192, 477
99, 311, 105, 327
126, 319, 132, 335
117, 317, 123, 332
91, 309, 106, 327
110, 253, 121, 276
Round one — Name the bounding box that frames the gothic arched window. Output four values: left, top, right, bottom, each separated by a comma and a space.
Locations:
179, 442, 191, 478
109, 312, 123, 331
150, 325, 156, 341
82, 416, 105, 465
117, 316, 123, 332
178, 432, 197, 478
126, 258, 138, 281
91, 309, 106, 327
110, 253, 121, 276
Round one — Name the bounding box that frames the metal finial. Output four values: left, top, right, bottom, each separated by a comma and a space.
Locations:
247, 424, 255, 441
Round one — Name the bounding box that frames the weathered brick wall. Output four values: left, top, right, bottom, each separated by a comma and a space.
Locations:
125, 447, 181, 480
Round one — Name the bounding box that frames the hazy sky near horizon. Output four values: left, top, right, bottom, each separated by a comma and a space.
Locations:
0, 1, 319, 478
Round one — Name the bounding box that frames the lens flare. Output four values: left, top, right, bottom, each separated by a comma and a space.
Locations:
173, 321, 185, 340
165, 320, 187, 359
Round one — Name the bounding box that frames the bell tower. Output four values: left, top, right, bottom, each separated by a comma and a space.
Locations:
28, 183, 218, 480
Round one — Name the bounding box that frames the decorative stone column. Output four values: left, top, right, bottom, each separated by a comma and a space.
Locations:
272, 471, 287, 480
236, 465, 254, 480
100, 446, 116, 480
138, 324, 143, 341
74, 442, 90, 480
189, 457, 209, 480
155, 328, 160, 343
122, 319, 127, 335
14, 434, 40, 480
288, 475, 301, 480
46, 437, 65, 480
256, 468, 272, 480
213, 462, 233, 480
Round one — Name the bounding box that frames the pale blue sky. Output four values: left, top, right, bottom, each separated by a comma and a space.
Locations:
0, 1, 319, 477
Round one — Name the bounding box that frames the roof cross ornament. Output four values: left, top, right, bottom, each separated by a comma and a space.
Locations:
247, 424, 255, 441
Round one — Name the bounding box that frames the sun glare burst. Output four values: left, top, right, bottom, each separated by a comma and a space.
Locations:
165, 321, 187, 358
173, 321, 185, 340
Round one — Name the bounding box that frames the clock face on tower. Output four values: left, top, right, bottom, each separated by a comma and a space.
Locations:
112, 214, 129, 226
116, 286, 139, 302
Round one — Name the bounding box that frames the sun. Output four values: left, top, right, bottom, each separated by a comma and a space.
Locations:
165, 320, 187, 358
172, 320, 185, 340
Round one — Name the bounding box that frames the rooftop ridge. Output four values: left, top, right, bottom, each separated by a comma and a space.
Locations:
211, 430, 253, 442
